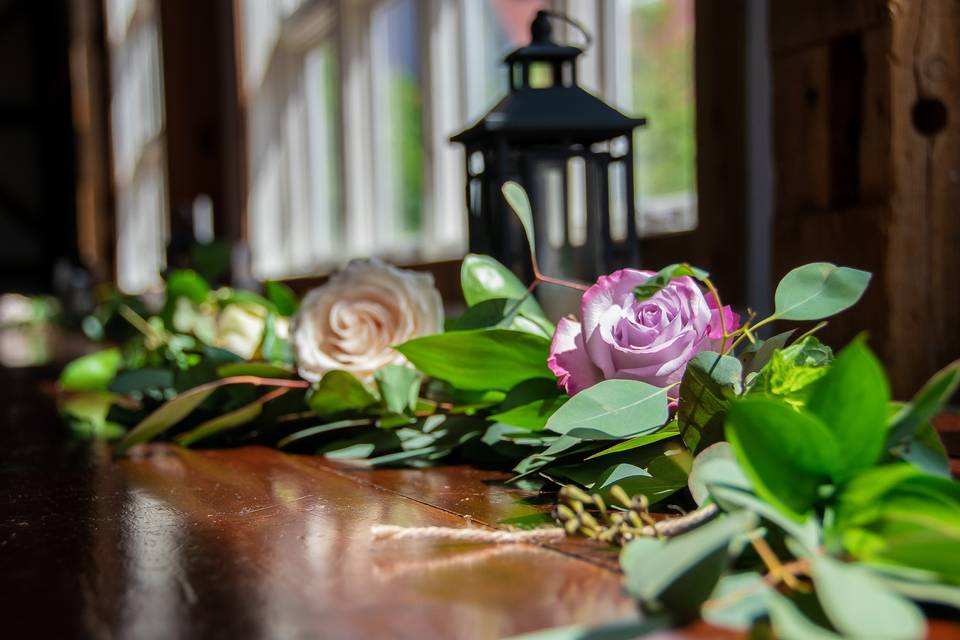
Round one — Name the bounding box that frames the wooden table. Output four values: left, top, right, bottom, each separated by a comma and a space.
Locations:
2, 359, 957, 639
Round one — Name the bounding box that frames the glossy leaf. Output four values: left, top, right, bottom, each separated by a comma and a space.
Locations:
595, 452, 690, 504
812, 555, 926, 640
773, 262, 871, 321
374, 365, 421, 416
307, 370, 378, 418
176, 388, 289, 446
887, 359, 960, 446
59, 348, 122, 391
215, 362, 295, 379
395, 329, 553, 391
546, 379, 670, 440
460, 254, 553, 336
805, 338, 889, 480
585, 421, 680, 460
263, 280, 300, 316
677, 351, 742, 452
621, 510, 757, 616
726, 397, 839, 520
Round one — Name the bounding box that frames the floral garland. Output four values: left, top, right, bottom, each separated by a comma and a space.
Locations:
58, 184, 960, 637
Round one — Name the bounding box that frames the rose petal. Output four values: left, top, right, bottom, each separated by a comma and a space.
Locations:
549, 317, 602, 395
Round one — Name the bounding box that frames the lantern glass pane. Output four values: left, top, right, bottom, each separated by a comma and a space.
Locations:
566, 157, 588, 247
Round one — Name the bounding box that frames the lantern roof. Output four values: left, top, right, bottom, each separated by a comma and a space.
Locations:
451, 11, 646, 146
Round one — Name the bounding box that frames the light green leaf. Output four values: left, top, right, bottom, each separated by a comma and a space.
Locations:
805, 338, 889, 480
773, 262, 871, 321
395, 329, 552, 391
677, 351, 742, 452
585, 421, 680, 460
812, 555, 926, 640
546, 379, 670, 440
701, 572, 773, 631
166, 269, 210, 304
895, 421, 951, 478
687, 442, 751, 506
502, 181, 536, 261
216, 362, 295, 379
868, 566, 960, 610
634, 263, 709, 300
263, 280, 299, 316
308, 370, 378, 418
596, 452, 689, 505
768, 591, 844, 640
503, 618, 669, 640
59, 348, 122, 391
726, 397, 839, 520
460, 254, 553, 336
374, 365, 421, 416
887, 359, 960, 446
621, 510, 757, 616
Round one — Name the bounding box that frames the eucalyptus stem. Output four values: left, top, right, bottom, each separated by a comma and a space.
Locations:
702, 278, 730, 352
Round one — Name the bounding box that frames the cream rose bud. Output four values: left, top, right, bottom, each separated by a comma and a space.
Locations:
292, 258, 444, 382
215, 303, 267, 360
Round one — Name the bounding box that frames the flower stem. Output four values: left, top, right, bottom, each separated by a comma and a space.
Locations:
702, 278, 729, 351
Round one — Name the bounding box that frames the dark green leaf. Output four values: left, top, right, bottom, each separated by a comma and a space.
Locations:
887, 359, 960, 447
739, 329, 795, 376
726, 397, 840, 520
490, 396, 567, 431
59, 348, 122, 391
107, 368, 174, 395
805, 338, 889, 480
621, 510, 757, 616
264, 280, 299, 316
374, 365, 421, 415
546, 379, 670, 440
811, 555, 926, 640
773, 262, 871, 321
307, 370, 378, 418
634, 263, 709, 301
394, 329, 553, 392
277, 419, 373, 448
894, 421, 951, 478
677, 351, 742, 452
585, 421, 680, 460
176, 388, 289, 446
596, 451, 690, 504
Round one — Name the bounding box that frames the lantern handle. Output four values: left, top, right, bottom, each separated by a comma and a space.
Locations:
538, 10, 594, 52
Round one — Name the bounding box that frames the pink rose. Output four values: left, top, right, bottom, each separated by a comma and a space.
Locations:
548, 269, 739, 395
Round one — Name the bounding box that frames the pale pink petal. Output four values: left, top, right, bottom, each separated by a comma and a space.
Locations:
549, 317, 602, 395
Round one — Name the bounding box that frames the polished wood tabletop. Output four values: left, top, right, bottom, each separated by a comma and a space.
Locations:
2, 356, 957, 639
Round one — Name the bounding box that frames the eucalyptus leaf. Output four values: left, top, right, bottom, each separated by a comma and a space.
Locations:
546, 379, 670, 440
451, 298, 551, 339
374, 365, 421, 415
115, 382, 221, 453
726, 397, 839, 520
687, 442, 751, 506
621, 510, 757, 616
868, 566, 960, 610
395, 329, 553, 392
307, 370, 378, 418
894, 422, 951, 478
596, 453, 689, 505
585, 421, 680, 460
634, 263, 709, 300
176, 389, 289, 446
739, 329, 795, 376
59, 348, 122, 391
107, 368, 174, 395
812, 555, 926, 640
773, 262, 871, 321
503, 617, 669, 640
277, 419, 372, 448
677, 351, 742, 452
489, 396, 567, 431
701, 572, 773, 631
768, 591, 845, 640
502, 181, 536, 261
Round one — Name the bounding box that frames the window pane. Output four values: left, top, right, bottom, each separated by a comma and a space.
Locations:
630, 0, 697, 233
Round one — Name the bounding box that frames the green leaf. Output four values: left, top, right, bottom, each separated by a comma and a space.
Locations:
176, 389, 287, 446
701, 572, 773, 631
773, 262, 871, 321
805, 338, 889, 480
374, 365, 421, 416
726, 397, 839, 520
768, 591, 845, 640
748, 336, 832, 402
634, 263, 709, 301
460, 254, 553, 336
739, 329, 795, 376
60, 391, 127, 440
59, 348, 122, 391
687, 442, 751, 506
276, 419, 372, 448
260, 313, 293, 364
394, 329, 553, 392
585, 421, 680, 460
677, 351, 742, 452
894, 422, 951, 478
887, 359, 960, 447
621, 510, 757, 616
503, 618, 670, 640
107, 368, 174, 395
307, 370, 378, 418
166, 269, 210, 305
596, 452, 690, 504
545, 379, 670, 440
264, 280, 299, 316
811, 555, 926, 640
215, 362, 296, 379
868, 566, 960, 610
488, 376, 567, 431
502, 181, 536, 261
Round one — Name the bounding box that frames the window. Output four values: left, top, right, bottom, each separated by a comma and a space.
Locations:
105, 0, 168, 293
239, 0, 695, 280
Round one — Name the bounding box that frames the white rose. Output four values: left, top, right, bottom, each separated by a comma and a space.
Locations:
292, 258, 443, 382
215, 303, 268, 360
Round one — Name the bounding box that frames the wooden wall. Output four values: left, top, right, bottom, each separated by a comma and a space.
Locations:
770, 0, 960, 398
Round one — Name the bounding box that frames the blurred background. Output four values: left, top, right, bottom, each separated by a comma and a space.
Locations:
0, 0, 957, 396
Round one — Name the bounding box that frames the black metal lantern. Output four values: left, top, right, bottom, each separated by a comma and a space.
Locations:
451, 10, 646, 283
